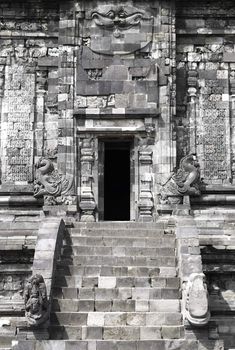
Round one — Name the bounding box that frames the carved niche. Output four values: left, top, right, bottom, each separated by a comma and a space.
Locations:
34, 157, 74, 205
159, 154, 202, 205
76, 3, 159, 114
24, 274, 48, 326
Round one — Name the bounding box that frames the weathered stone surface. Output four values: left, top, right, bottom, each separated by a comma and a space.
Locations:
1, 0, 235, 349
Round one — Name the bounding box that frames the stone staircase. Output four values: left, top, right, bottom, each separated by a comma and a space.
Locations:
5, 220, 224, 350
48, 221, 186, 348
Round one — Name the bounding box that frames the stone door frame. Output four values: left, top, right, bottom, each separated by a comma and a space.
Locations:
76, 119, 148, 221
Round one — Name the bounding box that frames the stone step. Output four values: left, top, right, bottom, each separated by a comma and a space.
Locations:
49, 325, 184, 340
69, 229, 167, 238
56, 264, 177, 278
0, 230, 38, 237
0, 300, 25, 314
0, 236, 36, 250
50, 312, 182, 327
52, 299, 181, 313
64, 236, 175, 248
56, 265, 165, 277
72, 222, 166, 229
52, 287, 180, 300
54, 276, 180, 289
12, 339, 208, 350
0, 222, 39, 230
59, 255, 176, 267
61, 246, 175, 257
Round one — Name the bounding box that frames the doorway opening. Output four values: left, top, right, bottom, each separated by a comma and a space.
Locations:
101, 140, 131, 221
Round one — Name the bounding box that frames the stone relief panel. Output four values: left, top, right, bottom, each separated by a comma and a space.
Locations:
1, 64, 36, 184
201, 109, 228, 182
0, 0, 60, 187
0, 273, 29, 301
0, 27, 61, 187
196, 46, 230, 183
76, 1, 159, 115
229, 63, 235, 181
0, 1, 59, 38
87, 5, 153, 55
0, 248, 32, 312
176, 37, 232, 184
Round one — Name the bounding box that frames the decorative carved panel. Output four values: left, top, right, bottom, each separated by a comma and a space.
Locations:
1, 64, 35, 184
79, 137, 96, 221
76, 2, 159, 116
138, 146, 153, 221
87, 5, 153, 55
202, 109, 228, 181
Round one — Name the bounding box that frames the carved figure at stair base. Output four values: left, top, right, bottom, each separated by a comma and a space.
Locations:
185, 273, 210, 326
34, 158, 73, 205
24, 274, 49, 326
159, 154, 201, 205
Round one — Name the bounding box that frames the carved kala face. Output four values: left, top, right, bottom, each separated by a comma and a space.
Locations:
86, 4, 154, 55
92, 7, 144, 38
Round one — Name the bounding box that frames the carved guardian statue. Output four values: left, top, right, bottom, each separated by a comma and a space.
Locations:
24, 274, 49, 326
34, 157, 73, 204
185, 273, 210, 326
159, 154, 201, 204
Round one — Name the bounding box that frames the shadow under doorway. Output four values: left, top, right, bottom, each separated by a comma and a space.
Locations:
103, 141, 131, 221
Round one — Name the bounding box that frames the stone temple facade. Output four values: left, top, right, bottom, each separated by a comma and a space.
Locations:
0, 0, 235, 349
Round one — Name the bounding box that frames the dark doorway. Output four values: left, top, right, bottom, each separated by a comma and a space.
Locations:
103, 141, 131, 221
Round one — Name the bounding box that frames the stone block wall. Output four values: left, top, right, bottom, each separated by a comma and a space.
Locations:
0, 0, 178, 218
176, 0, 235, 186
175, 3, 235, 348
0, 0, 59, 193
0, 1, 234, 203
0, 0, 235, 349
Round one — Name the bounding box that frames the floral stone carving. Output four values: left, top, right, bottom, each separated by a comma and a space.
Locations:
34, 158, 73, 205
24, 274, 49, 326
185, 273, 210, 326
159, 154, 201, 204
